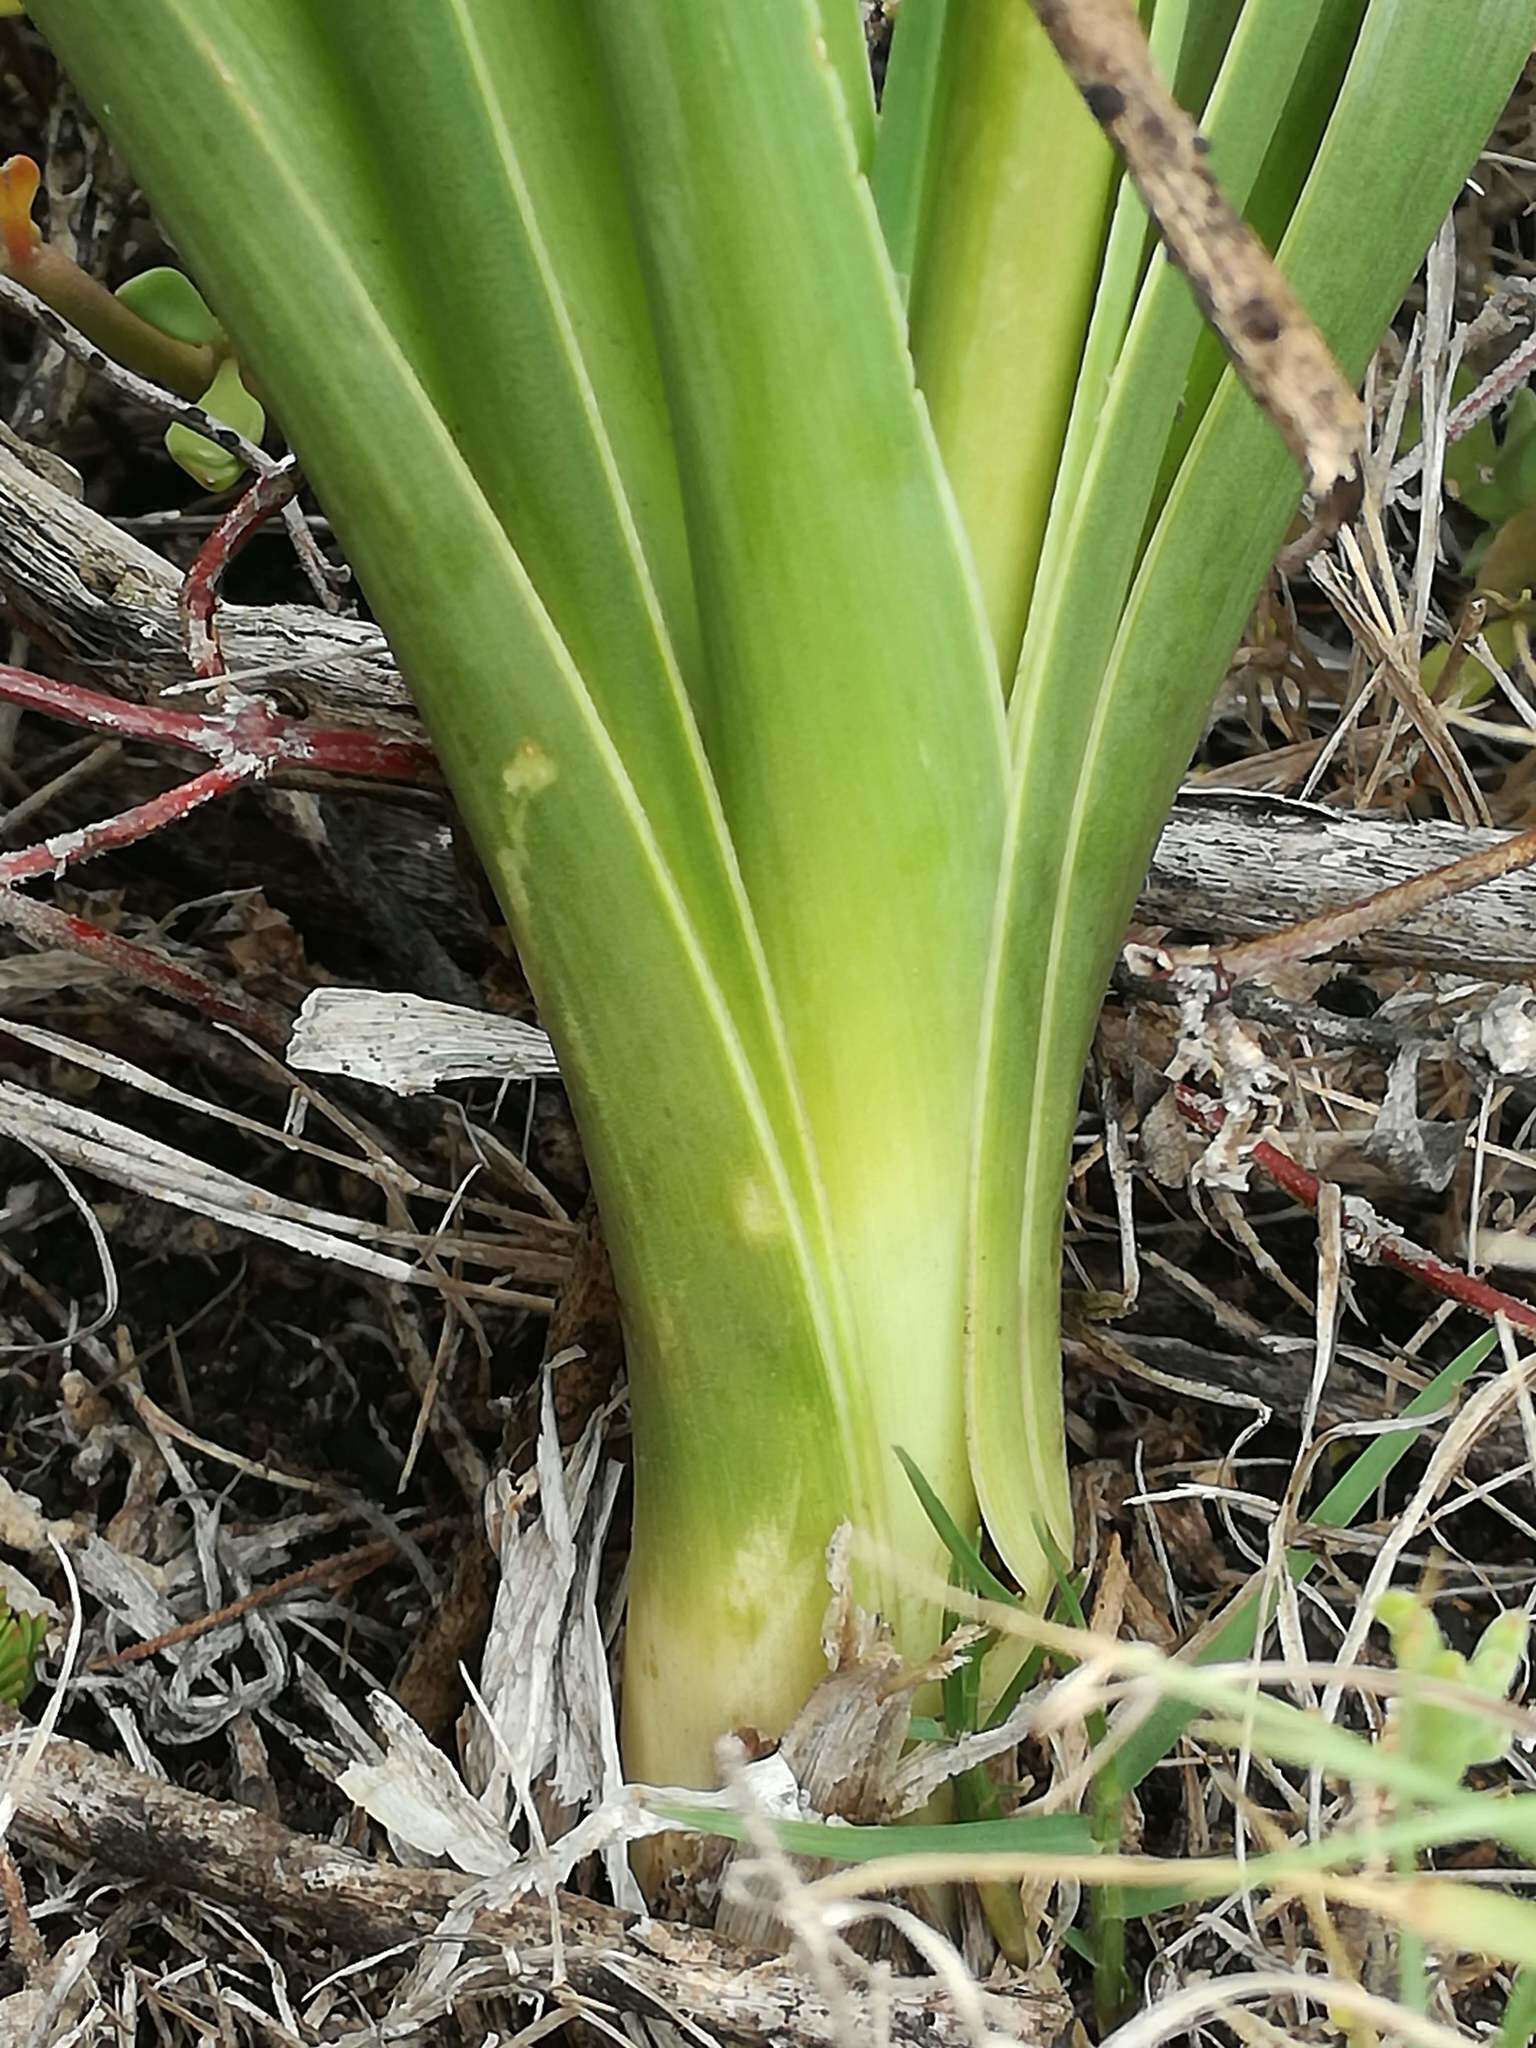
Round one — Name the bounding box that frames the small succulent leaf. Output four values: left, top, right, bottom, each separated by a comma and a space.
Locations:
0, 153, 41, 269
165, 355, 263, 491
1380, 1592, 1526, 1782
1469, 1608, 1529, 1699
1493, 409, 1536, 522
1377, 1588, 1445, 1675
116, 264, 225, 345
0, 1603, 47, 1705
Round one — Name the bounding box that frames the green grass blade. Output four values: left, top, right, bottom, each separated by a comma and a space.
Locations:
1311, 1332, 1498, 1529
651, 1804, 1095, 1862
1106, 1328, 1499, 1798
894, 1446, 1019, 1608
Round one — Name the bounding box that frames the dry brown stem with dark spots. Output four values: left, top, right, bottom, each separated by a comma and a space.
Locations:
1029, 0, 1363, 514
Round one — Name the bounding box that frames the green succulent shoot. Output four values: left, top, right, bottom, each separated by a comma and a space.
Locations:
3, 157, 263, 487
0, 1601, 49, 1707
117, 265, 265, 490
1378, 1590, 1529, 1788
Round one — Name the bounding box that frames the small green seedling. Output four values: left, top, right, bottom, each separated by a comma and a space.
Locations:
1378, 1591, 1529, 1788
0, 1601, 49, 1707
117, 266, 265, 488
1378, 1588, 1529, 2010
0, 157, 262, 489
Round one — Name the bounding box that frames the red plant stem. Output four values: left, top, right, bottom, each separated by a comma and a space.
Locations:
272, 718, 437, 782
1174, 1084, 1536, 1338
0, 764, 245, 886
0, 665, 434, 784
0, 887, 285, 1045
1445, 326, 1536, 445
181, 458, 305, 680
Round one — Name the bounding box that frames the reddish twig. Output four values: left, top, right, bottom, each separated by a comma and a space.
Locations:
1175, 1084, 1536, 1338
0, 887, 286, 1044
0, 764, 244, 887
1445, 326, 1536, 445
0, 663, 434, 896
181, 458, 304, 680
1213, 820, 1536, 987
86, 1515, 459, 1673
0, 654, 432, 1041
0, 663, 434, 784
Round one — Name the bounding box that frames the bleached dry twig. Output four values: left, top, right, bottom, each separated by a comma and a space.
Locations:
0, 1709, 1067, 2048
0, 1075, 557, 1309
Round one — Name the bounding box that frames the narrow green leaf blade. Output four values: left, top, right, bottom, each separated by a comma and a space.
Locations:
652, 1803, 1096, 1862
968, 0, 1536, 1606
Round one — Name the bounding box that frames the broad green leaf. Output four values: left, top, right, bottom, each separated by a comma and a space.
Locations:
896, 0, 1117, 671
31, 0, 872, 1785
116, 264, 223, 345
166, 355, 263, 490
585, 0, 1009, 1662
